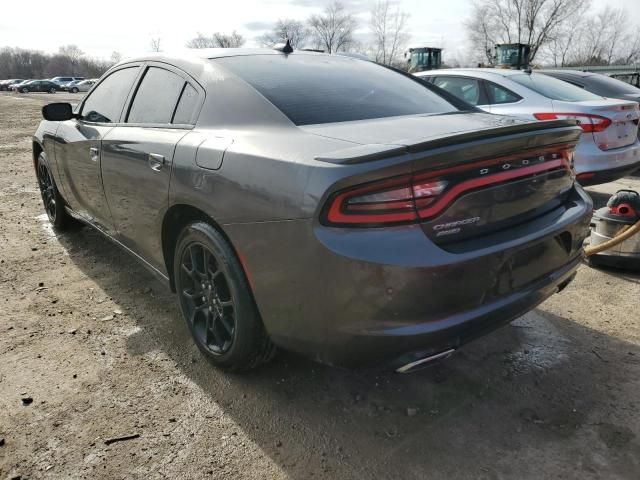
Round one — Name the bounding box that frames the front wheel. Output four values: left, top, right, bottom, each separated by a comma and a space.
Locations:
49, 87, 56, 94
36, 152, 74, 229
71, 87, 78, 93
174, 222, 275, 372
21, 87, 28, 93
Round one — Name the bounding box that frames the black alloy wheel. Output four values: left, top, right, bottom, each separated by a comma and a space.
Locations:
37, 157, 57, 222
36, 152, 74, 229
179, 241, 236, 354
174, 222, 274, 371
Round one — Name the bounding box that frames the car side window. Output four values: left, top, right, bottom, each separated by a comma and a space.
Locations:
127, 67, 185, 125
485, 81, 522, 104
433, 76, 482, 105
81, 67, 139, 123
172, 83, 199, 125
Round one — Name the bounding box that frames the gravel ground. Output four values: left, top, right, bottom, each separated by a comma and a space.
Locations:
1, 91, 640, 479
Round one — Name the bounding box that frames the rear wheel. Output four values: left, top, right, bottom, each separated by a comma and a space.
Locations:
36, 152, 74, 229
49, 87, 56, 94
174, 222, 275, 372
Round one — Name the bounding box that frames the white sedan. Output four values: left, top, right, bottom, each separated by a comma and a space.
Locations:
416, 69, 640, 185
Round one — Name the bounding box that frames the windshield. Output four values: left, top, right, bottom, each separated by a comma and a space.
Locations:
214, 54, 457, 126
510, 73, 603, 102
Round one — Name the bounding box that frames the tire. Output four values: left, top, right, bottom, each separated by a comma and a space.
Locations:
71, 87, 78, 93
173, 222, 275, 372
36, 152, 74, 230
21, 87, 28, 93
49, 87, 56, 94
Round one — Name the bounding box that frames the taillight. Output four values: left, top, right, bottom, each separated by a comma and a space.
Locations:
534, 113, 612, 133
323, 146, 575, 227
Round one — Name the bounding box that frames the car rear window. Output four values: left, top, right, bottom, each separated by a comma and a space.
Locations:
214, 55, 458, 125
583, 74, 640, 96
510, 73, 603, 102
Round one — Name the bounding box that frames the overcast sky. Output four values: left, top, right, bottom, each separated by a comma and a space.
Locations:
1, 0, 639, 61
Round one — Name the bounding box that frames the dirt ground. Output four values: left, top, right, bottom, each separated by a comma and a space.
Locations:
1, 91, 640, 480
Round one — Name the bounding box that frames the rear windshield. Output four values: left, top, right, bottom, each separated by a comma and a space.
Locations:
583, 74, 640, 96
214, 55, 458, 125
510, 73, 603, 102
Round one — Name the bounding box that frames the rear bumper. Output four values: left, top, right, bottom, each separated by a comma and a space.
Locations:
577, 160, 640, 186
225, 186, 592, 368
575, 139, 640, 186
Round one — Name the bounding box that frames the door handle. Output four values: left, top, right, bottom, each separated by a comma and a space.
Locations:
89, 147, 99, 162
148, 153, 165, 171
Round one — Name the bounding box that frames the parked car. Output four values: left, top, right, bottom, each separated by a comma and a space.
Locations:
417, 69, 640, 185
61, 80, 82, 91
10, 79, 34, 91
609, 72, 640, 89
50, 76, 84, 87
0, 79, 24, 91
538, 70, 640, 103
15, 79, 60, 93
33, 50, 592, 372
68, 79, 95, 93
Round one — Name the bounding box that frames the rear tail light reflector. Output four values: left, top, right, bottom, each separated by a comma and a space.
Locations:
323, 146, 576, 227
534, 112, 612, 133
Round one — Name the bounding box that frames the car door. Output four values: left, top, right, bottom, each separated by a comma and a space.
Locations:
431, 75, 489, 110
100, 63, 204, 271
54, 65, 141, 234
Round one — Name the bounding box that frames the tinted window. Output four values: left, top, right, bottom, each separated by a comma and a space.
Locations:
510, 73, 602, 101
173, 83, 199, 124
485, 81, 521, 104
433, 76, 482, 105
215, 55, 457, 125
81, 67, 139, 123
127, 67, 185, 124
582, 74, 640, 96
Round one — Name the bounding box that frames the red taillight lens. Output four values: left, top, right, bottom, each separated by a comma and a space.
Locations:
534, 112, 612, 133
323, 146, 575, 227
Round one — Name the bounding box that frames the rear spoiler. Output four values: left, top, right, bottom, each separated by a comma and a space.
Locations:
315, 119, 581, 165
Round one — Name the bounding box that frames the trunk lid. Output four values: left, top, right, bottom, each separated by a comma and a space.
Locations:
552, 98, 640, 150
316, 113, 582, 245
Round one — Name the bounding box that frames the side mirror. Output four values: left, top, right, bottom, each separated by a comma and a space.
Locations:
42, 102, 74, 121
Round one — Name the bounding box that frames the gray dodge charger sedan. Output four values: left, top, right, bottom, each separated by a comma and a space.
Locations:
33, 48, 592, 372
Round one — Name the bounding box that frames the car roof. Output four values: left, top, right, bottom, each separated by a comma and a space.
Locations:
416, 68, 532, 78
539, 70, 594, 78
123, 48, 325, 65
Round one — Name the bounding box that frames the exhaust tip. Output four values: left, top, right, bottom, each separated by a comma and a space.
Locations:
395, 349, 455, 374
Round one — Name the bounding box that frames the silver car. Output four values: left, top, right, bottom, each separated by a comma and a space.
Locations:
68, 79, 96, 93
417, 69, 640, 185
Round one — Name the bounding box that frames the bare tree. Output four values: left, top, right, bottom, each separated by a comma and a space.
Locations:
465, 0, 585, 64
258, 19, 310, 48
110, 51, 122, 64
187, 31, 245, 48
308, 1, 358, 53
186, 33, 218, 48
57, 45, 85, 74
370, 0, 410, 65
150, 37, 162, 52
212, 31, 245, 48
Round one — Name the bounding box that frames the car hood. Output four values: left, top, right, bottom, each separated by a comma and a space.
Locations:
300, 112, 528, 146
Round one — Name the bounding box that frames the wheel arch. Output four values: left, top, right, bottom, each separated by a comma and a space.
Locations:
32, 139, 44, 173
161, 204, 251, 293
